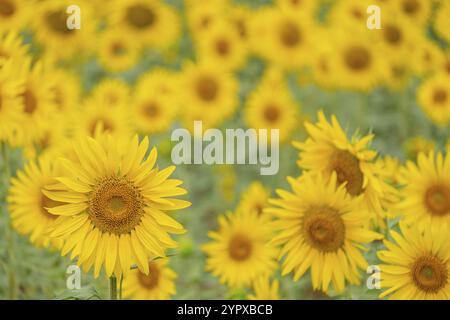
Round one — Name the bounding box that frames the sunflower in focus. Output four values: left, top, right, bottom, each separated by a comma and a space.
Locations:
44, 134, 190, 277
123, 258, 177, 300
97, 28, 141, 73
110, 0, 180, 49
378, 223, 449, 300
247, 277, 280, 300
237, 182, 270, 218
396, 150, 450, 234
294, 111, 395, 228
202, 210, 278, 288
244, 68, 298, 143
180, 61, 238, 130
417, 72, 450, 126
267, 173, 382, 293
7, 155, 63, 249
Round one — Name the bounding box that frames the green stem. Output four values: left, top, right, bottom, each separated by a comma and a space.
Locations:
109, 276, 117, 300
119, 275, 123, 300
1, 142, 16, 300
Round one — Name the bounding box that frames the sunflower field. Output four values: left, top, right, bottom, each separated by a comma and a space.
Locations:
0, 0, 449, 301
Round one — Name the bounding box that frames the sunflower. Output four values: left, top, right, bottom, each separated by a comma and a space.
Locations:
97, 28, 141, 73
403, 136, 436, 160
391, 0, 431, 27
329, 0, 379, 31
47, 68, 80, 114
396, 150, 450, 234
0, 60, 24, 145
249, 7, 314, 70
33, 0, 95, 60
247, 277, 280, 300
294, 111, 395, 228
236, 182, 271, 218
276, 0, 317, 15
378, 223, 450, 300
17, 58, 57, 147
44, 134, 191, 278
328, 30, 387, 91
197, 21, 247, 71
110, 0, 180, 48
410, 38, 445, 76
0, 31, 29, 67
0, 0, 30, 31
7, 155, 63, 249
70, 95, 134, 139
435, 2, 450, 43
417, 72, 450, 126
132, 70, 178, 135
267, 173, 383, 293
90, 78, 130, 109
186, 0, 224, 40
226, 4, 252, 43
123, 258, 177, 300
179, 61, 238, 130
244, 68, 298, 143
202, 210, 278, 288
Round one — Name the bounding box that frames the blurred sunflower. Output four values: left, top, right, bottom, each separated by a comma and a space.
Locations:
391, 0, 431, 27
44, 134, 190, 278
0, 31, 29, 67
267, 173, 383, 293
417, 72, 450, 126
0, 0, 30, 31
123, 258, 177, 300
404, 136, 436, 160
378, 223, 449, 300
236, 182, 270, 218
97, 28, 141, 73
226, 4, 252, 43
180, 61, 238, 129
247, 277, 280, 300
47, 68, 80, 114
244, 68, 298, 143
7, 155, 62, 249
410, 39, 444, 76
202, 210, 278, 288
110, 0, 180, 48
197, 21, 247, 71
186, 0, 224, 40
294, 111, 395, 228
397, 150, 450, 234
329, 0, 377, 31
90, 78, 130, 108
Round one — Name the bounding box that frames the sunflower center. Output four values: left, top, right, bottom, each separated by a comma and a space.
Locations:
433, 89, 448, 105
138, 262, 160, 289
40, 193, 61, 220
143, 102, 160, 119
344, 46, 371, 71
216, 38, 230, 56
228, 234, 252, 261
303, 206, 345, 252
402, 0, 419, 14
45, 10, 73, 35
384, 25, 402, 45
424, 184, 450, 216
330, 150, 364, 196
0, 0, 14, 17
411, 255, 448, 293
264, 104, 280, 123
351, 9, 364, 19
280, 22, 301, 47
22, 88, 38, 114
196, 76, 219, 102
126, 4, 156, 29
111, 42, 127, 56
89, 177, 144, 235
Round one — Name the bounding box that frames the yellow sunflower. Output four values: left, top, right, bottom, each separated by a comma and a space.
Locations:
417, 72, 450, 126
294, 111, 395, 228
0, 60, 24, 145
186, 0, 224, 40
197, 21, 247, 71
390, 0, 432, 27
378, 222, 450, 300
249, 7, 314, 70
123, 258, 177, 300
110, 0, 180, 48
33, 0, 95, 60
44, 134, 191, 278
244, 68, 298, 143
404, 136, 436, 160
97, 28, 141, 73
179, 61, 238, 130
90, 78, 130, 109
133, 70, 178, 135
0, 31, 29, 67
0, 0, 31, 31
236, 182, 271, 218
410, 39, 445, 76
267, 173, 383, 293
202, 210, 278, 288
247, 277, 280, 300
396, 150, 450, 234
7, 155, 63, 249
